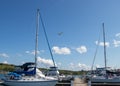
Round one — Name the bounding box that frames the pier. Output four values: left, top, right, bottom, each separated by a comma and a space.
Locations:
71, 78, 87, 86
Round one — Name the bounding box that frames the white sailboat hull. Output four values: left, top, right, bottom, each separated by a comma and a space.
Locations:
4, 80, 58, 86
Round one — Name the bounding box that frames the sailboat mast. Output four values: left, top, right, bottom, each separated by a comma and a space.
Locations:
35, 9, 39, 68
102, 23, 107, 73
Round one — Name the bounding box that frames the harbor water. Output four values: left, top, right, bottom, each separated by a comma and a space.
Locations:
0, 74, 4, 86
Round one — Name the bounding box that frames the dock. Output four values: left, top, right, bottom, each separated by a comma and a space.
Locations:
71, 78, 87, 86
56, 77, 120, 86
56, 77, 87, 86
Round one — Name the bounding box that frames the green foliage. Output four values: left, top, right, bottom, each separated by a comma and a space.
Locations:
0, 63, 15, 72
59, 69, 88, 75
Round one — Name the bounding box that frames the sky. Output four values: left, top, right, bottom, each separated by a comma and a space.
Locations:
0, 0, 120, 71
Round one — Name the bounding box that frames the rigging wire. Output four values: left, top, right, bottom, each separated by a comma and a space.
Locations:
91, 27, 102, 72
39, 11, 56, 67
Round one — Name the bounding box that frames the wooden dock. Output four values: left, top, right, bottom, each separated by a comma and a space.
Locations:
71, 78, 87, 86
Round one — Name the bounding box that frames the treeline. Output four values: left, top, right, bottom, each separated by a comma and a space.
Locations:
58, 69, 88, 75
0, 63, 15, 72
0, 63, 88, 75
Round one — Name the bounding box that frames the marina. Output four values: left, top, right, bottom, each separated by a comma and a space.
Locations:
1, 0, 120, 86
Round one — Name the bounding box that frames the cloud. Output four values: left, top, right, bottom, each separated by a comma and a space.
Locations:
25, 50, 41, 55
76, 46, 87, 54
78, 63, 90, 70
115, 33, 120, 38
95, 41, 110, 47
69, 63, 75, 69
52, 46, 71, 55
0, 53, 9, 58
3, 61, 8, 64
57, 62, 62, 66
37, 57, 54, 66
69, 62, 90, 71
113, 40, 120, 47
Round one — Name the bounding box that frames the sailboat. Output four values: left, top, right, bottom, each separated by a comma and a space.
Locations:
2, 9, 58, 86
90, 23, 120, 83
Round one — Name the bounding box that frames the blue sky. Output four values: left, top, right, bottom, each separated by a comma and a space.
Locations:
0, 0, 120, 71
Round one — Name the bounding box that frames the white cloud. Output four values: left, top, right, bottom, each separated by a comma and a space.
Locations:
0, 53, 9, 58
3, 61, 8, 64
76, 46, 87, 54
25, 51, 30, 54
113, 40, 120, 47
78, 63, 90, 70
52, 46, 71, 55
69, 63, 75, 69
57, 62, 62, 66
95, 41, 110, 47
115, 33, 120, 38
70, 63, 74, 66
37, 57, 54, 66
69, 62, 90, 71
112, 33, 120, 47
25, 50, 40, 55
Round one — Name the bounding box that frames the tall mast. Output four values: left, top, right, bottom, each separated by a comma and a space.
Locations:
35, 9, 39, 68
102, 23, 107, 75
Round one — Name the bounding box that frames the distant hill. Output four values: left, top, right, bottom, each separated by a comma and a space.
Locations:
0, 63, 15, 72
